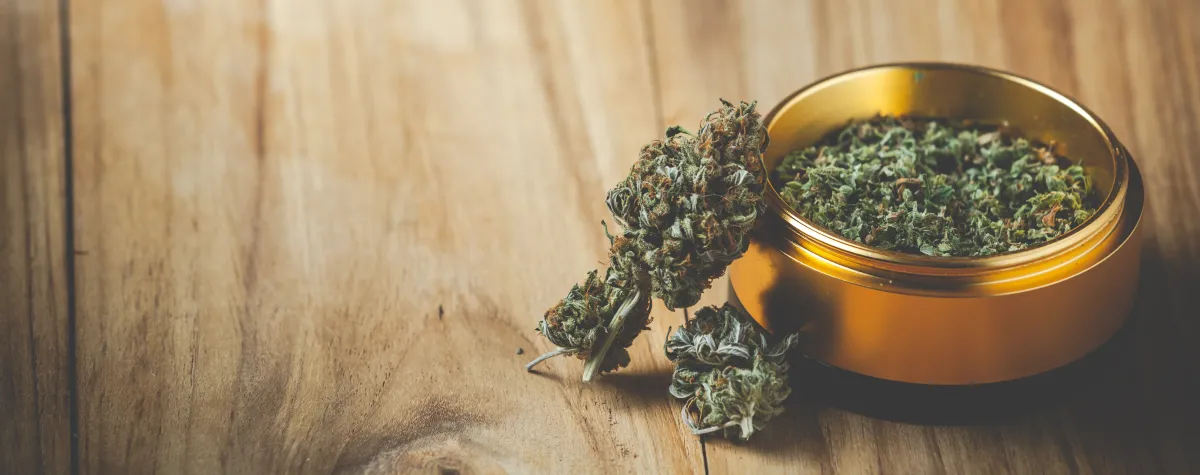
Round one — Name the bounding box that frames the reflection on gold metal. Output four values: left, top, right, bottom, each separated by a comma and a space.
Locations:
730, 63, 1144, 385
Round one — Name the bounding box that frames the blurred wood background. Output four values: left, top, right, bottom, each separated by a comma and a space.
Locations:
3, 0, 1199, 473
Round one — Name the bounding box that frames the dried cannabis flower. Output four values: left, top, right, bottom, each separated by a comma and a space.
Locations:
525, 232, 652, 380
666, 304, 798, 441
527, 100, 769, 382
606, 100, 769, 310
773, 116, 1098, 257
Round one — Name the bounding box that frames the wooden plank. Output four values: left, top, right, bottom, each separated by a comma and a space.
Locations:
65, 0, 1200, 473
0, 0, 71, 473
70, 0, 701, 472
650, 0, 1200, 473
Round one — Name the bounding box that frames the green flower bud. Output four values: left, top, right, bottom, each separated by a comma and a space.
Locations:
606, 100, 768, 310
666, 304, 798, 441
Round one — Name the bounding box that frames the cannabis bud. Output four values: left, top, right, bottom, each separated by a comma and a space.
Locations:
606, 100, 769, 310
527, 100, 769, 382
666, 304, 798, 441
524, 252, 651, 381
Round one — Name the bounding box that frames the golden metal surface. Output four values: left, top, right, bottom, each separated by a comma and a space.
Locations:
730, 63, 1145, 385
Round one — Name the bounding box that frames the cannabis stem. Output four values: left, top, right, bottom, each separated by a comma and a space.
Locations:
738, 403, 757, 439
681, 398, 753, 434
582, 290, 643, 382
525, 347, 568, 372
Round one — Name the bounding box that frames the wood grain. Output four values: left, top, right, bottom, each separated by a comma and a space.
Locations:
1, 0, 1195, 473
69, 0, 700, 473
0, 1, 71, 473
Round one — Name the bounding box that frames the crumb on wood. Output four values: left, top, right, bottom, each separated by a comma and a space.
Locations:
438, 304, 444, 320
516, 347, 524, 355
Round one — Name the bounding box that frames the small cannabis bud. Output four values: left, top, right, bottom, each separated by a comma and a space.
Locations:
527, 100, 769, 382
525, 266, 652, 378
525, 237, 653, 380
666, 304, 798, 441
773, 116, 1098, 256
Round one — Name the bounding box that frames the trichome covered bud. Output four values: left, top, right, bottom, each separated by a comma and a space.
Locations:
606, 100, 769, 310
527, 100, 769, 382
666, 303, 798, 441
526, 266, 651, 379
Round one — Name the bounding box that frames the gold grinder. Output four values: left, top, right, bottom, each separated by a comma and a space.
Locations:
730, 63, 1145, 385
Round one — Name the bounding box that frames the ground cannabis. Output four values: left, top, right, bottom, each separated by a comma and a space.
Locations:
773, 116, 1098, 257
527, 100, 769, 382
666, 304, 798, 441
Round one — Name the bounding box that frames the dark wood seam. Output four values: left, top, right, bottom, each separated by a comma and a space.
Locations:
56, 1, 79, 473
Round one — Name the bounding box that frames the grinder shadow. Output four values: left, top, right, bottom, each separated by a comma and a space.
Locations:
725, 248, 1200, 467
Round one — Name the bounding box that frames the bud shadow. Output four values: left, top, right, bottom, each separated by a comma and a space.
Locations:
523, 368, 566, 384
593, 370, 675, 407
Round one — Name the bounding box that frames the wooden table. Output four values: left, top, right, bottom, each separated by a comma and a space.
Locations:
4, 0, 1199, 473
